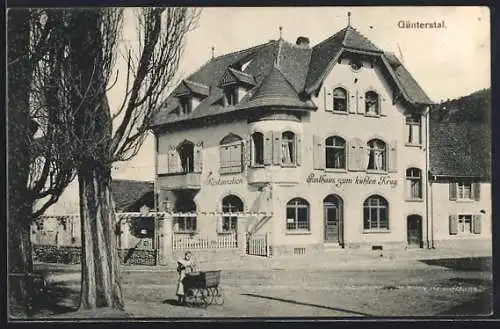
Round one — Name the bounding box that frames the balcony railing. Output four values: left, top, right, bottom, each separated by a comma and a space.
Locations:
158, 171, 201, 190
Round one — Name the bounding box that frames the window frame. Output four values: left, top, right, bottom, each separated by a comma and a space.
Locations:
281, 131, 296, 166
179, 96, 192, 115
332, 87, 348, 113
251, 131, 265, 167
363, 195, 389, 232
457, 181, 473, 200
286, 198, 310, 232
366, 139, 387, 172
457, 214, 473, 234
177, 141, 195, 173
221, 195, 244, 233
406, 168, 423, 200
405, 114, 422, 146
325, 136, 346, 169
365, 91, 380, 116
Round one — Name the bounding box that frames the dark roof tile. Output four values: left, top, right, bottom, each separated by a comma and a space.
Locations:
110, 179, 154, 212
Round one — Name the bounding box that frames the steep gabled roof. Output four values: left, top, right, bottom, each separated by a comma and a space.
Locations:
110, 179, 155, 212
429, 89, 491, 180
234, 65, 316, 110
151, 24, 433, 129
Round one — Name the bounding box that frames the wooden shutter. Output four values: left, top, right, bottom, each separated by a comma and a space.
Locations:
272, 131, 281, 165
167, 147, 176, 173
263, 131, 273, 165
348, 91, 356, 114
378, 94, 384, 116
449, 215, 458, 235
348, 138, 358, 171
219, 146, 226, 174
388, 140, 397, 173
237, 141, 244, 172
295, 133, 302, 166
356, 90, 364, 114
193, 143, 203, 173
313, 135, 324, 170
449, 182, 457, 201
244, 138, 251, 169
157, 153, 169, 174
473, 183, 481, 201
473, 214, 482, 234
324, 87, 332, 112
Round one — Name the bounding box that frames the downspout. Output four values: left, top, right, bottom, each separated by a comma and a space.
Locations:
424, 105, 432, 249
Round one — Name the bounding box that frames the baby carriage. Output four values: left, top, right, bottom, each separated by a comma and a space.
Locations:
182, 270, 224, 308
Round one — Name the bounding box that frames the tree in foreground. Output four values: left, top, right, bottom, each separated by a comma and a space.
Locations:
63, 8, 200, 310
8, 9, 77, 317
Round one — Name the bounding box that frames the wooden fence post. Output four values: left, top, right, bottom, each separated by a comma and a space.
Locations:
266, 232, 271, 257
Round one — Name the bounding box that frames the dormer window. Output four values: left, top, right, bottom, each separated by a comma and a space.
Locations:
179, 96, 192, 115
224, 87, 238, 106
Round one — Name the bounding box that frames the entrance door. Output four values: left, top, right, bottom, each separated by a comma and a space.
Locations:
407, 215, 423, 248
323, 195, 343, 245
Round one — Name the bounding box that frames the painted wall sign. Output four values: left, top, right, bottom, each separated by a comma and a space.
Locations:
306, 173, 398, 188
205, 172, 244, 185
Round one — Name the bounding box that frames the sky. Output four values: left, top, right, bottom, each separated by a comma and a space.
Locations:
45, 6, 491, 214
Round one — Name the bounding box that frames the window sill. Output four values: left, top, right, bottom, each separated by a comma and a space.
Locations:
286, 231, 311, 235
250, 164, 266, 169
217, 231, 237, 235
219, 170, 243, 176
324, 168, 348, 173
366, 170, 388, 175
405, 143, 423, 148
364, 113, 380, 118
455, 199, 476, 203
363, 229, 391, 234
406, 198, 424, 203
332, 110, 349, 115
281, 164, 297, 168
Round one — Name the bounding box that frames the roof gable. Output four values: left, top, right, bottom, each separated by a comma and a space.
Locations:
110, 180, 154, 212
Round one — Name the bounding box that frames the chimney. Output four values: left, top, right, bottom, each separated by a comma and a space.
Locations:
296, 36, 310, 48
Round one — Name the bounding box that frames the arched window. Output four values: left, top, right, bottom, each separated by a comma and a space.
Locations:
219, 134, 243, 174
406, 168, 422, 199
281, 131, 295, 165
365, 91, 379, 115
177, 141, 194, 173
252, 132, 264, 166
333, 87, 347, 112
222, 195, 244, 232
286, 198, 310, 231
363, 195, 389, 230
174, 197, 197, 233
367, 139, 386, 171
325, 136, 346, 169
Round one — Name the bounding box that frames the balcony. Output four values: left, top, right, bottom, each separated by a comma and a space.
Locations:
247, 166, 271, 185
158, 172, 201, 190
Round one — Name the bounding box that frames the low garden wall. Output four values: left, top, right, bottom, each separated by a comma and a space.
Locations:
33, 245, 157, 266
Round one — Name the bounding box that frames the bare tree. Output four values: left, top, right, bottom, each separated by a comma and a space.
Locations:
8, 8, 76, 316
63, 7, 200, 310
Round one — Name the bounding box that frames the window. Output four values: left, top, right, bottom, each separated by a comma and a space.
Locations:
174, 197, 197, 233
333, 88, 347, 112
406, 114, 422, 145
363, 195, 389, 230
286, 198, 310, 231
222, 195, 243, 232
325, 136, 346, 169
457, 215, 473, 234
406, 168, 422, 199
367, 139, 386, 171
180, 96, 191, 115
224, 87, 238, 106
457, 181, 473, 200
177, 141, 194, 173
252, 132, 264, 166
365, 91, 379, 115
281, 131, 295, 165
219, 134, 243, 174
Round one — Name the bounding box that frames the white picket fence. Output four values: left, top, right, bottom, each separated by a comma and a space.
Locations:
247, 233, 271, 257
172, 232, 238, 250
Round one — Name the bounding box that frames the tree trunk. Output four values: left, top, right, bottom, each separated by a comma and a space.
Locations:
7, 9, 36, 317
78, 161, 124, 310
